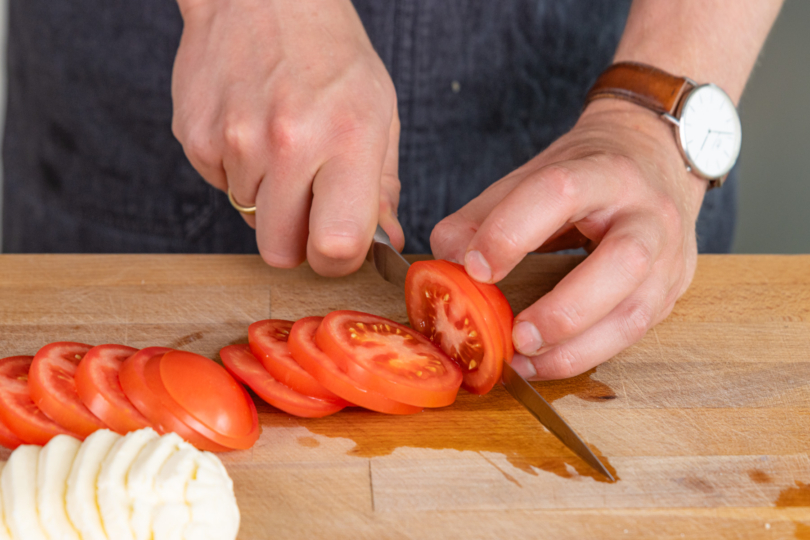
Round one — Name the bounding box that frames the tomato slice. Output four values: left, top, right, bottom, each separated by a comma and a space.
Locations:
143, 351, 260, 450
315, 311, 462, 408
249, 319, 347, 403
452, 261, 515, 363
29, 342, 108, 437
0, 356, 80, 445
74, 344, 151, 435
405, 259, 506, 395
0, 414, 24, 450
119, 347, 229, 452
288, 317, 423, 415
219, 344, 345, 418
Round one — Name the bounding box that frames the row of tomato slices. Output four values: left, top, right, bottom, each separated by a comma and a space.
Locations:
0, 260, 514, 452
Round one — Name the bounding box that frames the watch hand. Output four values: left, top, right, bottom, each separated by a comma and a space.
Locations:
699, 131, 711, 153
709, 130, 734, 136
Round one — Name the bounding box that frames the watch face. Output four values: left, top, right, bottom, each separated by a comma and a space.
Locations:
678, 84, 742, 179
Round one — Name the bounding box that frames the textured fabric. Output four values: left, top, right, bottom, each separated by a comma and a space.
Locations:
2, 0, 737, 255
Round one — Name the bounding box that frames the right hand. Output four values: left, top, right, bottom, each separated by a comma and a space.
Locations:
172, 0, 403, 276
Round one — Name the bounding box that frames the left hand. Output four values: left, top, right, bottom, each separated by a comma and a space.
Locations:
430, 99, 708, 380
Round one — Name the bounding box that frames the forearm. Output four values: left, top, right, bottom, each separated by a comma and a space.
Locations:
615, 0, 784, 103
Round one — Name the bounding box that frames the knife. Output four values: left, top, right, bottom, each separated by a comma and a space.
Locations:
367, 225, 614, 482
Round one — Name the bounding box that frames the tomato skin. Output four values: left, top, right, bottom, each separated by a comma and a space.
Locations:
405, 260, 506, 395
219, 344, 345, 418
315, 311, 462, 408
144, 351, 260, 450
75, 344, 151, 435
249, 320, 347, 403
0, 415, 24, 450
446, 261, 515, 363
0, 356, 81, 445
29, 342, 108, 437
288, 317, 423, 415
119, 348, 230, 452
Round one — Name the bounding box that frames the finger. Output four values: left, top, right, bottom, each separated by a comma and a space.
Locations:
512, 212, 664, 354
307, 138, 386, 277
379, 107, 405, 252
463, 160, 621, 283
522, 270, 673, 380
534, 224, 591, 253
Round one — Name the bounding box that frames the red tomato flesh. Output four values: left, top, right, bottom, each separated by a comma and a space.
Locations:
0, 414, 24, 450
288, 317, 423, 415
144, 350, 260, 450
29, 342, 108, 437
75, 344, 151, 435
119, 347, 229, 452
249, 319, 347, 402
0, 356, 81, 445
315, 311, 462, 408
219, 344, 345, 418
405, 260, 508, 395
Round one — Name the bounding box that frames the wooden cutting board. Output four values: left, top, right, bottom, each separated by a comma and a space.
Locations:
0, 254, 808, 539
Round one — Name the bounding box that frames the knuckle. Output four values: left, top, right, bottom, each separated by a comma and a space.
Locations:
540, 301, 586, 343
545, 348, 581, 380
223, 118, 260, 157
620, 302, 654, 344
267, 115, 301, 155
542, 166, 580, 210
615, 235, 655, 284
183, 132, 219, 169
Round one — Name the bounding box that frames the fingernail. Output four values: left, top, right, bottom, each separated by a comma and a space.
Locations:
510, 354, 538, 380
464, 250, 492, 282
512, 320, 543, 356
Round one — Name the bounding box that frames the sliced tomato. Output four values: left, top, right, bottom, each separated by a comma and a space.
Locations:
0, 415, 24, 450
0, 356, 81, 445
452, 261, 515, 363
29, 342, 108, 437
288, 317, 423, 415
315, 311, 462, 408
119, 347, 229, 452
143, 350, 260, 450
220, 344, 345, 418
249, 319, 347, 403
75, 344, 151, 435
405, 259, 507, 395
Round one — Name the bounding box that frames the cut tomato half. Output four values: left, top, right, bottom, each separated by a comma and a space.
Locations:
119, 347, 229, 452
0, 356, 81, 445
75, 344, 151, 435
143, 351, 260, 450
315, 311, 462, 408
249, 319, 347, 403
288, 317, 423, 415
219, 344, 345, 418
29, 342, 108, 437
405, 259, 507, 395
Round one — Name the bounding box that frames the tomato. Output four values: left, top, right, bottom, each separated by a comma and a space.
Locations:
29, 342, 108, 437
219, 344, 345, 418
249, 319, 347, 402
143, 350, 260, 450
0, 356, 80, 445
119, 347, 229, 452
0, 415, 24, 450
405, 259, 508, 395
75, 344, 151, 435
315, 311, 462, 408
288, 317, 423, 415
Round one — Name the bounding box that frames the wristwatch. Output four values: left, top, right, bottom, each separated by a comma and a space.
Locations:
585, 62, 742, 189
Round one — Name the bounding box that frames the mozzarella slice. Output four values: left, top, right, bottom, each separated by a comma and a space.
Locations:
2, 445, 49, 540
67, 430, 121, 540
38, 435, 82, 540
97, 428, 159, 540
0, 462, 11, 540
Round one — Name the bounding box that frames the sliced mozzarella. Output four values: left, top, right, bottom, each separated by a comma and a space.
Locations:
127, 432, 185, 540
98, 428, 159, 540
184, 452, 240, 540
38, 435, 82, 540
2, 445, 49, 540
0, 462, 11, 540
66, 429, 121, 540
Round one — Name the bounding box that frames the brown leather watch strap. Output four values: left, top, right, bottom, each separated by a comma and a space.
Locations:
585, 62, 694, 116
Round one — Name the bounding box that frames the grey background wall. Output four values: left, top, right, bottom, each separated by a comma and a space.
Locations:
0, 1, 807, 253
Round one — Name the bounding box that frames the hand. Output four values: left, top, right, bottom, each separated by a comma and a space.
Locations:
172, 0, 403, 276
430, 99, 708, 380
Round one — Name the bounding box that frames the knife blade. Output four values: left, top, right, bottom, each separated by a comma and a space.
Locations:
501, 362, 614, 481
367, 225, 613, 481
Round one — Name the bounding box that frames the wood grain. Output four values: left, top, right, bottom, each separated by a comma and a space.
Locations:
0, 254, 809, 539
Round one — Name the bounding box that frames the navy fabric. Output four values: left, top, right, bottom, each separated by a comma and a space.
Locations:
2, 0, 736, 255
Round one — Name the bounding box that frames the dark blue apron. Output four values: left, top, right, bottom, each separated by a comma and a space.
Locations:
2, 0, 736, 255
